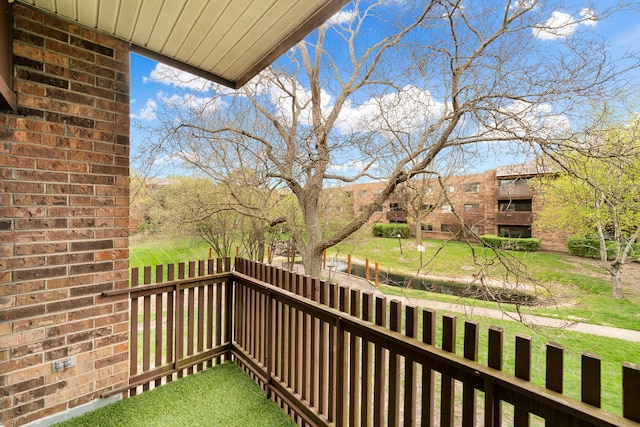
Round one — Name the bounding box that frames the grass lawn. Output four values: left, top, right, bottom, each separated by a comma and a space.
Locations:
54, 363, 295, 427
327, 233, 640, 331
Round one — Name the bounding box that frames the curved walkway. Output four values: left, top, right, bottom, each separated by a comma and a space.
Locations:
320, 268, 640, 343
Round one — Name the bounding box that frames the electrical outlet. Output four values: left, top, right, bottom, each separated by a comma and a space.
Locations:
52, 357, 75, 372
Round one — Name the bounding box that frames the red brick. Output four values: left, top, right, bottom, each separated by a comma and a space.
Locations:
68, 304, 113, 322
14, 242, 68, 256
46, 319, 94, 338
13, 313, 67, 333
13, 266, 67, 283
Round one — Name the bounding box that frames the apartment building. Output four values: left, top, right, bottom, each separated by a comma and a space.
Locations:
348, 162, 570, 252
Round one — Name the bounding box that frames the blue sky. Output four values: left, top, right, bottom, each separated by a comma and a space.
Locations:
129, 1, 640, 176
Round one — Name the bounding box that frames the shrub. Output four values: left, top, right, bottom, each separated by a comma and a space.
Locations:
372, 223, 410, 238
480, 234, 541, 251
567, 236, 640, 261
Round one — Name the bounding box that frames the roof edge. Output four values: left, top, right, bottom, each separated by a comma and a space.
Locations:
235, 0, 351, 88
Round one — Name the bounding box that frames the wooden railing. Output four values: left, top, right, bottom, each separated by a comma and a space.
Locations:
496, 185, 534, 199
105, 257, 640, 426
103, 258, 233, 396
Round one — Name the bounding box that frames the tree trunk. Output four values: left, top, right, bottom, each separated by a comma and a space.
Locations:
610, 265, 624, 299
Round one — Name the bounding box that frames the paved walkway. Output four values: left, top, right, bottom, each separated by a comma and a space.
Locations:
319, 268, 640, 343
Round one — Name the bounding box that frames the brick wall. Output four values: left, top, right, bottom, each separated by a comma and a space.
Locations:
0, 5, 130, 426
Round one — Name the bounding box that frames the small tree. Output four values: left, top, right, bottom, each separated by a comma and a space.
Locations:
536, 122, 640, 298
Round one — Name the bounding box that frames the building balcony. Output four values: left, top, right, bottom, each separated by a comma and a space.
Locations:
496, 185, 533, 199
386, 210, 408, 222
496, 211, 533, 225
97, 257, 640, 427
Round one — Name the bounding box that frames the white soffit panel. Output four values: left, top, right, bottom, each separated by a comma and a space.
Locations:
14, 0, 351, 88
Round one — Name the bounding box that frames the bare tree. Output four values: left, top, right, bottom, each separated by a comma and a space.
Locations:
142, 0, 638, 278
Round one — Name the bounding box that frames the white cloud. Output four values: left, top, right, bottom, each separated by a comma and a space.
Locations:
480, 100, 570, 140
130, 99, 157, 120
328, 10, 356, 25
579, 8, 597, 26
328, 159, 377, 175
144, 63, 215, 92
533, 8, 597, 40
338, 85, 446, 134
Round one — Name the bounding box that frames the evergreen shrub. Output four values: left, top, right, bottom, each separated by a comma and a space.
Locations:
372, 223, 410, 238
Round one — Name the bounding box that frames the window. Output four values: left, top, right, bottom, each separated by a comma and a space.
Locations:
464, 182, 480, 193
422, 204, 434, 212
498, 199, 532, 212
359, 190, 368, 196
389, 203, 404, 211
499, 177, 530, 187
421, 223, 433, 231
373, 189, 382, 195
464, 203, 479, 212
447, 185, 455, 194
426, 187, 433, 194
441, 204, 452, 213
498, 225, 531, 238
440, 224, 452, 232
375, 205, 383, 212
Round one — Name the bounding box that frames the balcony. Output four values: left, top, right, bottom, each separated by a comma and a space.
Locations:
100, 258, 640, 427
496, 185, 533, 199
496, 211, 533, 225
386, 210, 408, 222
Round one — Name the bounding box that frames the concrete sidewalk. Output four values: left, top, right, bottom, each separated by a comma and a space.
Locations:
320, 268, 640, 343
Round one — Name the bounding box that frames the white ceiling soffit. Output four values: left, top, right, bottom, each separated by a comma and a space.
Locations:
14, 0, 350, 88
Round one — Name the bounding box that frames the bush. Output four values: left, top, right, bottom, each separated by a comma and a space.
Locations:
372, 223, 410, 238
480, 234, 541, 251
567, 236, 640, 261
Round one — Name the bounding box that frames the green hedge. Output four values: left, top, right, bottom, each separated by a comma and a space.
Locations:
372, 223, 410, 238
567, 236, 640, 261
479, 235, 541, 252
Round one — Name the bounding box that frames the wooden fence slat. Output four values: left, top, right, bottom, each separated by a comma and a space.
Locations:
349, 289, 361, 427
197, 265, 205, 372
129, 268, 139, 396
142, 265, 152, 391
154, 265, 163, 387
546, 342, 564, 393
186, 262, 196, 376
485, 326, 504, 426
514, 334, 532, 427
296, 275, 305, 397
311, 278, 321, 410
362, 292, 374, 427
581, 352, 601, 408
623, 362, 640, 422
545, 342, 564, 427
328, 282, 339, 422
422, 309, 436, 427
166, 264, 175, 383
374, 296, 387, 427
441, 315, 457, 427
462, 321, 479, 427
404, 305, 418, 427
175, 263, 185, 379
388, 300, 402, 427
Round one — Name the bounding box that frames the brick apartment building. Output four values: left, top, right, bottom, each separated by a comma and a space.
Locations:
347, 161, 570, 252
